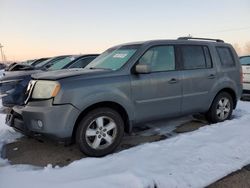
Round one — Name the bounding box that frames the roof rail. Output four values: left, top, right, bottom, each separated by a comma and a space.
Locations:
177, 37, 224, 43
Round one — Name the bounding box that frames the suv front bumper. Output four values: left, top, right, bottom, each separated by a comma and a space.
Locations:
6, 101, 80, 141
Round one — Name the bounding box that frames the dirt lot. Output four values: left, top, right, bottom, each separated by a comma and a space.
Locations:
2, 113, 250, 187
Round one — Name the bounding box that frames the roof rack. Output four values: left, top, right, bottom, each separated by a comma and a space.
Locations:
177, 37, 224, 43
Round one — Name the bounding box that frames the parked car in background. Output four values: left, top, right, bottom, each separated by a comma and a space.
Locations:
0, 63, 7, 70
47, 54, 99, 70
240, 56, 250, 96
24, 58, 50, 67
0, 54, 98, 108
5, 58, 49, 71
7, 38, 242, 157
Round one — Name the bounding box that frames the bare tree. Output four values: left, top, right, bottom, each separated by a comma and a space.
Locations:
233, 43, 242, 56
244, 42, 250, 55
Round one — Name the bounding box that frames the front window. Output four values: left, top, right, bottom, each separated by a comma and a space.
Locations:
86, 45, 139, 71
138, 45, 175, 72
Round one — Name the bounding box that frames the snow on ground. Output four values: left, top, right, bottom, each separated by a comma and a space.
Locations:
0, 111, 21, 166
0, 101, 250, 188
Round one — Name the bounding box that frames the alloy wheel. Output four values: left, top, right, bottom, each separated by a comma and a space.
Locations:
216, 97, 231, 120
85, 116, 117, 150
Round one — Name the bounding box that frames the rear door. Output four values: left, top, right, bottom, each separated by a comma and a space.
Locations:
179, 45, 217, 114
131, 45, 182, 122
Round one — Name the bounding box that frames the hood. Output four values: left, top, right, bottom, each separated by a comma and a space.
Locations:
0, 70, 42, 81
32, 68, 111, 80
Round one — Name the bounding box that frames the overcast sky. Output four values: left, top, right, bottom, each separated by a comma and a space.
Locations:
0, 0, 250, 61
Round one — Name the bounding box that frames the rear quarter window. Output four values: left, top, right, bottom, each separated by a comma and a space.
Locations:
216, 47, 235, 67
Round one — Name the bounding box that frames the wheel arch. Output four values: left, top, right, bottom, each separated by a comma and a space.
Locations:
212, 88, 237, 109
72, 101, 132, 141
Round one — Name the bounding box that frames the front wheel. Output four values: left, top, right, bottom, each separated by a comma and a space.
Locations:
206, 92, 233, 123
76, 107, 124, 157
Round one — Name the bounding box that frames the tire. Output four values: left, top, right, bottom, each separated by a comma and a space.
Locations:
206, 92, 233, 123
76, 107, 124, 157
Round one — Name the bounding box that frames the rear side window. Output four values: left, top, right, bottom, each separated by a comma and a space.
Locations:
180, 46, 207, 69
216, 47, 235, 67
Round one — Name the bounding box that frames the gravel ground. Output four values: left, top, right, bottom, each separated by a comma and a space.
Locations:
208, 167, 250, 188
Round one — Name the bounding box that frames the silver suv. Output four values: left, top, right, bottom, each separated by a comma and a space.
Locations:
7, 37, 242, 156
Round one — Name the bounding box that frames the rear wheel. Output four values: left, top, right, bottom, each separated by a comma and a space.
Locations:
206, 92, 233, 123
76, 107, 124, 157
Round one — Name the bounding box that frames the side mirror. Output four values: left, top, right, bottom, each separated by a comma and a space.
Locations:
135, 64, 151, 74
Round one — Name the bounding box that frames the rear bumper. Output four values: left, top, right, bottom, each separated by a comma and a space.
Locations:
7, 101, 80, 141
243, 82, 250, 91
242, 83, 250, 95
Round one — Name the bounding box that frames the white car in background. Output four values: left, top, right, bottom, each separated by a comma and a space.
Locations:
240, 56, 250, 96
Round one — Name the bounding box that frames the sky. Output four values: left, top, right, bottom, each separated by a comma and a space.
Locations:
0, 0, 250, 61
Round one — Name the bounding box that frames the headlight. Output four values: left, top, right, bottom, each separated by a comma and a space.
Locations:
32, 80, 61, 99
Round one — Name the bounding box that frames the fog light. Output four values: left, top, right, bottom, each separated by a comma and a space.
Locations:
37, 120, 43, 128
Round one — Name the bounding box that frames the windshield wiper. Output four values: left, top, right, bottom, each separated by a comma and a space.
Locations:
89, 67, 113, 70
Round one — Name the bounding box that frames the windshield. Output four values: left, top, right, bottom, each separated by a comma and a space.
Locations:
48, 56, 78, 70
34, 58, 54, 67
86, 45, 139, 71
23, 60, 36, 65
34, 56, 66, 68
240, 56, 250, 65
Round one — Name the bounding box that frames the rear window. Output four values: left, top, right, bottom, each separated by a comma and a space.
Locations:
240, 56, 250, 65
216, 47, 235, 67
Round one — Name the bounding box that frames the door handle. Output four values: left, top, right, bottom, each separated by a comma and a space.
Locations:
168, 78, 178, 84
208, 74, 216, 79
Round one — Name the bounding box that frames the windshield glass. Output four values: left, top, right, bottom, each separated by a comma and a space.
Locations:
34, 58, 53, 67
86, 45, 139, 70
48, 56, 77, 70
23, 60, 36, 65
34, 56, 66, 68
240, 56, 250, 65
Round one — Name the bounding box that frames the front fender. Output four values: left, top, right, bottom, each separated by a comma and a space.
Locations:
75, 89, 135, 121
53, 75, 135, 122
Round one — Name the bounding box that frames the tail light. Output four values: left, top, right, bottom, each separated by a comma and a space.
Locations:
240, 67, 243, 84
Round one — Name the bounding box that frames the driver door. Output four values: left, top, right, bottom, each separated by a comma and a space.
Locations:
131, 45, 182, 122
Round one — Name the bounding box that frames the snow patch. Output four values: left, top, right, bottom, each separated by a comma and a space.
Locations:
0, 101, 250, 188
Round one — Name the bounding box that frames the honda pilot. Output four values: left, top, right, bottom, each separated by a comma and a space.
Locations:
7, 37, 242, 157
